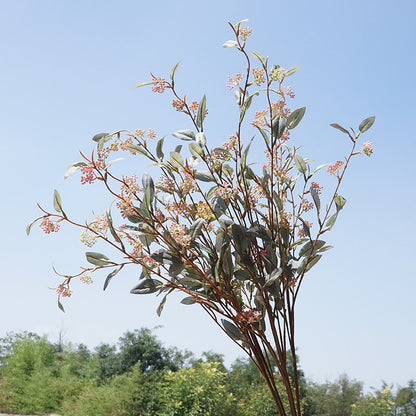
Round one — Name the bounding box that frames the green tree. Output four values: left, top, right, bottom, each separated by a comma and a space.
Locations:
303, 374, 362, 416
351, 387, 394, 416
158, 361, 236, 416
395, 380, 416, 416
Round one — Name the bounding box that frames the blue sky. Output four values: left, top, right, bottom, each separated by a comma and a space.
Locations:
1, 0, 415, 389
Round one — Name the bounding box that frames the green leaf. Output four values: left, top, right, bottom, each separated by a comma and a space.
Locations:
86, 252, 112, 267
172, 129, 195, 141
195, 171, 213, 182
124, 145, 152, 158
157, 293, 169, 316
330, 123, 350, 134
53, 189, 63, 213
234, 269, 251, 281
265, 267, 282, 286
58, 298, 65, 313
133, 81, 152, 88
181, 296, 196, 305
272, 116, 286, 138
250, 51, 265, 65
298, 240, 326, 258
287, 107, 306, 130
26, 216, 43, 236
92, 132, 110, 142
169, 262, 184, 277
212, 196, 227, 216
325, 213, 338, 230
156, 137, 164, 161
305, 254, 322, 272
106, 210, 122, 243
223, 40, 238, 48
189, 218, 205, 240
232, 224, 249, 254
299, 218, 311, 239
311, 187, 320, 214
196, 95, 207, 129
130, 278, 162, 295
334, 194, 346, 211
294, 154, 307, 174
169, 151, 184, 168
103, 265, 124, 291
284, 67, 300, 77
195, 132, 206, 147
170, 61, 180, 81
359, 116, 375, 133
255, 126, 270, 147
239, 94, 253, 121
221, 319, 242, 340
64, 162, 86, 179
142, 173, 155, 200
189, 143, 204, 157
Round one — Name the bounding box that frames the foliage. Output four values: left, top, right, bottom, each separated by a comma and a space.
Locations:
158, 362, 236, 416
351, 387, 394, 416
395, 380, 416, 416
29, 20, 375, 416
303, 374, 363, 416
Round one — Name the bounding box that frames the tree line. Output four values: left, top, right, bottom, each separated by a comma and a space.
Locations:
0, 329, 414, 416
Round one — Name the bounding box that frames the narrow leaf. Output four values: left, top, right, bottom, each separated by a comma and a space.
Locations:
287, 107, 306, 130
53, 189, 63, 213
196, 95, 207, 128
334, 194, 346, 211
250, 51, 265, 65
181, 296, 196, 305
195, 171, 213, 182
92, 133, 110, 142
169, 151, 184, 168
172, 129, 195, 141
133, 81, 152, 89
103, 265, 123, 291
64, 162, 86, 179
86, 252, 112, 267
195, 132, 207, 147
58, 298, 65, 313
294, 154, 307, 174
325, 212, 338, 230
311, 187, 320, 214
157, 293, 169, 316
170, 61, 180, 81
330, 123, 350, 134
359, 116, 375, 133
222, 40, 238, 48
189, 143, 204, 157
156, 137, 164, 160
284, 66, 300, 77
272, 116, 286, 138
189, 218, 205, 240
222, 319, 242, 340
130, 278, 162, 294
26, 216, 43, 236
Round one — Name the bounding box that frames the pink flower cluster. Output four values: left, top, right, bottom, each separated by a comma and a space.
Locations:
227, 73, 243, 90
169, 223, 191, 248
40, 217, 60, 234
56, 284, 71, 297
80, 165, 95, 185
311, 182, 323, 194
151, 77, 166, 93
240, 309, 262, 324
327, 160, 344, 176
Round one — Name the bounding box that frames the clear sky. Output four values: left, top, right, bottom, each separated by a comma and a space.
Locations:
1, 0, 415, 390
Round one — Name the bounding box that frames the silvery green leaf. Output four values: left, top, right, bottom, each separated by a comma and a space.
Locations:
189, 143, 204, 157
133, 81, 152, 88
284, 67, 300, 77
223, 40, 238, 48
130, 278, 162, 294
222, 319, 242, 340
195, 171, 213, 182
103, 265, 124, 291
26, 216, 43, 236
85, 252, 112, 266
53, 189, 63, 213
359, 116, 375, 133
195, 132, 206, 147
169, 151, 184, 168
188, 156, 200, 168
287, 107, 306, 130
181, 296, 196, 305
294, 154, 307, 174
196, 95, 207, 128
172, 129, 195, 141
64, 162, 86, 179
170, 61, 180, 81
92, 132, 110, 142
